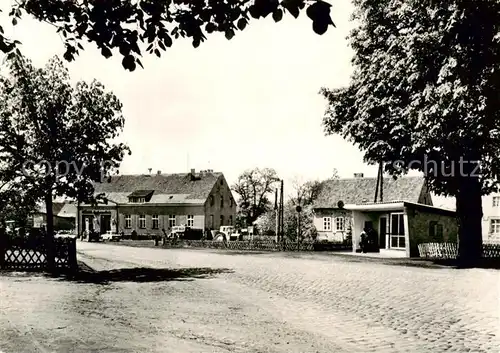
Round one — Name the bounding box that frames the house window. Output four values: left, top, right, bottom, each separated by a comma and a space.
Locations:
390, 213, 405, 249
220, 215, 224, 226
230, 198, 233, 207
152, 215, 159, 229
323, 217, 331, 231
493, 196, 500, 207
210, 195, 214, 206
124, 215, 131, 229
490, 219, 500, 234
187, 215, 194, 227
138, 214, 146, 229
335, 217, 345, 231
168, 215, 176, 228
429, 221, 444, 241
229, 215, 233, 225
220, 196, 224, 208
210, 215, 214, 228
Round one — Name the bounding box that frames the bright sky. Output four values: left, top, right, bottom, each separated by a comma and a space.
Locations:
0, 1, 455, 209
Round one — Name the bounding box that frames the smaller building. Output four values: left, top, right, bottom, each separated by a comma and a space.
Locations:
313, 174, 458, 257
32, 202, 76, 230
481, 193, 500, 243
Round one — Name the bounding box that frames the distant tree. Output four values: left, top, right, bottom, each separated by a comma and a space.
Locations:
321, 0, 500, 267
255, 176, 323, 240
290, 177, 324, 207
0, 0, 335, 71
0, 55, 130, 270
232, 168, 279, 225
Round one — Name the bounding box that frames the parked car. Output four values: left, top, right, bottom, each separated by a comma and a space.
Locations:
101, 230, 121, 242
214, 226, 240, 241
167, 225, 203, 240
55, 230, 77, 239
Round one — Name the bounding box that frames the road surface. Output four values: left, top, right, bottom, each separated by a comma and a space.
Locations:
1, 241, 499, 353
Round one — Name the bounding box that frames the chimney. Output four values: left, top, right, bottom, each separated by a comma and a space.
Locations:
190, 168, 196, 180
157, 170, 161, 175
148, 168, 152, 174
354, 173, 364, 178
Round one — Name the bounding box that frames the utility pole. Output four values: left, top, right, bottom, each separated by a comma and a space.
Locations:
275, 188, 279, 243
280, 179, 284, 245
296, 205, 302, 251
379, 161, 384, 202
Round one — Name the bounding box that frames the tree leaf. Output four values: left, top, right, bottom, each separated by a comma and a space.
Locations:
249, 5, 260, 19
205, 22, 216, 33
225, 28, 235, 40
12, 18, 17, 26
272, 9, 283, 22
154, 49, 161, 57
163, 33, 172, 47
312, 20, 328, 35
237, 18, 247, 31
101, 46, 112, 58
122, 55, 136, 71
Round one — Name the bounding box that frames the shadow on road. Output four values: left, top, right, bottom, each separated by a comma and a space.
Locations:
51, 265, 233, 284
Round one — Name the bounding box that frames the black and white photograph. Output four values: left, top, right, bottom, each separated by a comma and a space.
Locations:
0, 0, 499, 352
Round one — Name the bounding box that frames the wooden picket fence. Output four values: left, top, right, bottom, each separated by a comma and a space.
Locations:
162, 238, 351, 252
418, 242, 500, 260
1, 236, 77, 271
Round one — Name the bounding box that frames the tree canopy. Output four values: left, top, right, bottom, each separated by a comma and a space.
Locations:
0, 54, 130, 267
231, 167, 279, 225
1, 0, 335, 71
321, 0, 500, 266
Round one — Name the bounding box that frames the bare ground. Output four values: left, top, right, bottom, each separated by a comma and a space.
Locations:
1, 241, 499, 353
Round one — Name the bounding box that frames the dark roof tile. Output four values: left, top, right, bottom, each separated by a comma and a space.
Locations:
93, 172, 222, 203
313, 176, 425, 209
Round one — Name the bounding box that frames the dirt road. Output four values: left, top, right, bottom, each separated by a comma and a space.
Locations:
1, 242, 499, 353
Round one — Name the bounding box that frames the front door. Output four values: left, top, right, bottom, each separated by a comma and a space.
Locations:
83, 215, 94, 233
379, 217, 387, 249
100, 215, 111, 234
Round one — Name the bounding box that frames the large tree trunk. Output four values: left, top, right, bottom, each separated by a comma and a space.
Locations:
44, 191, 55, 272
456, 173, 483, 268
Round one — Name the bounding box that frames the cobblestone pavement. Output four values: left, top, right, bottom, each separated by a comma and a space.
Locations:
75, 242, 500, 353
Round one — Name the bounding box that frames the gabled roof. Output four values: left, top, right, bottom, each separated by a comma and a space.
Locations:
313, 176, 426, 209
92, 172, 223, 205
36, 202, 66, 215
58, 203, 77, 218
35, 201, 77, 218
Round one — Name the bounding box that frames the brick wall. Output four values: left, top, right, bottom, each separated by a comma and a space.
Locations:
406, 206, 458, 257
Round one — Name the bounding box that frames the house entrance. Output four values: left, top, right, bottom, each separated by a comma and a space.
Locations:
82, 215, 94, 233
379, 217, 387, 249
100, 214, 112, 234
